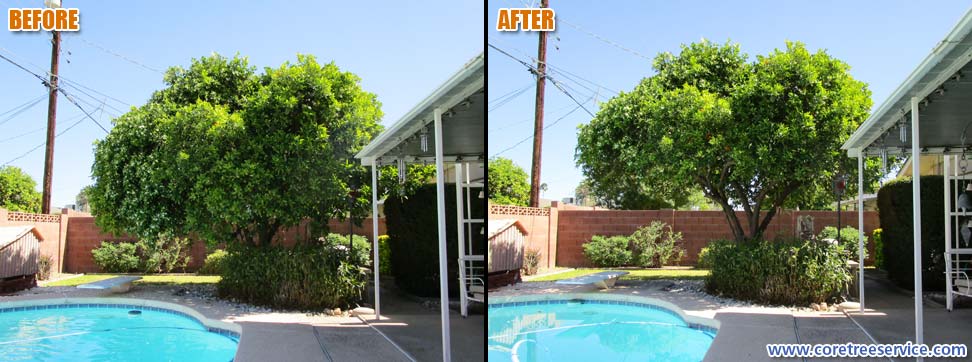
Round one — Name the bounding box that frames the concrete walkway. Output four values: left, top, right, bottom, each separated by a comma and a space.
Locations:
842, 271, 972, 362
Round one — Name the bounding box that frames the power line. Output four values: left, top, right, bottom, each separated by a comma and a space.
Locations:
489, 42, 597, 117
490, 95, 593, 157
0, 95, 47, 127
0, 126, 46, 144
74, 36, 164, 74
489, 82, 533, 105
0, 47, 136, 108
2, 110, 96, 166
0, 94, 46, 116
487, 35, 620, 97
489, 84, 532, 112
57, 88, 110, 133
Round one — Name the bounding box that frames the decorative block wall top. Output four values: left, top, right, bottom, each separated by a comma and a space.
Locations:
7, 212, 61, 224
489, 204, 550, 216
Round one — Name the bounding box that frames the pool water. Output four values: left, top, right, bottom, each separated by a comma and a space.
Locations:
0, 305, 239, 361
488, 299, 716, 362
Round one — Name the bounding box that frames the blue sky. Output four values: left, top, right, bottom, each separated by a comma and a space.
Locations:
488, 0, 972, 202
0, 0, 483, 208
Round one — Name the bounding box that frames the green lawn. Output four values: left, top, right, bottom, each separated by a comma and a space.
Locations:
44, 274, 220, 287
529, 268, 710, 282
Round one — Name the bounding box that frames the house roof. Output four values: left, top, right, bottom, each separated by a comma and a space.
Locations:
487, 219, 529, 239
355, 52, 484, 166
0, 226, 43, 249
842, 8, 972, 156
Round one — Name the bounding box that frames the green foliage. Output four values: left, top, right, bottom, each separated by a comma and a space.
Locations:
522, 247, 541, 275
817, 226, 868, 260
576, 40, 875, 241
138, 235, 193, 273
704, 239, 851, 305
873, 228, 884, 269
487, 157, 529, 206
0, 166, 40, 213
322, 233, 372, 267
582, 236, 632, 267
91, 242, 141, 273
378, 235, 392, 275
877, 176, 946, 291
37, 255, 53, 281
217, 243, 367, 310
198, 249, 228, 275
629, 221, 685, 267
384, 183, 485, 297
696, 247, 713, 269
90, 54, 383, 247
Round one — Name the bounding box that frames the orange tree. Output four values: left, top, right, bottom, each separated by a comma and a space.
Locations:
577, 40, 880, 241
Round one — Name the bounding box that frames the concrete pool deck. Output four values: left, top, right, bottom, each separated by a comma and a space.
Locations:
0, 282, 484, 361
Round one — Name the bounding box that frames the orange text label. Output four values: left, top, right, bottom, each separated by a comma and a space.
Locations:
496, 8, 555, 31
8, 8, 80, 32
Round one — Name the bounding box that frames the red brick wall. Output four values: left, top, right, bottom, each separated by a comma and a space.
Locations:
63, 217, 387, 273
555, 209, 879, 267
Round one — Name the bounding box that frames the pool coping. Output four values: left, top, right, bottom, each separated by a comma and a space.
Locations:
488, 292, 721, 334
0, 297, 242, 340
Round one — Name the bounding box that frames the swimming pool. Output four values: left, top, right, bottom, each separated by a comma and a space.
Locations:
0, 300, 239, 361
489, 295, 718, 362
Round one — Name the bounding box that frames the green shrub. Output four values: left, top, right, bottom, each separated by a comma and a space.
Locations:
217, 243, 367, 310
817, 226, 868, 260
877, 176, 946, 291
138, 235, 193, 273
198, 249, 228, 275
378, 235, 392, 275
696, 246, 712, 269
522, 247, 542, 275
37, 255, 53, 280
384, 183, 485, 298
704, 238, 851, 305
872, 228, 884, 269
629, 221, 685, 267
322, 233, 371, 266
583, 235, 632, 267
91, 241, 140, 273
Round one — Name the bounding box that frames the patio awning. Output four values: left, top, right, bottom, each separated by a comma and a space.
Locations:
356, 52, 484, 362
356, 53, 484, 165
842, 11, 972, 156
842, 7, 972, 350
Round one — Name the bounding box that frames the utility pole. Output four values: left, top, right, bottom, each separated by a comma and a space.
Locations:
41, 17, 61, 214
529, 0, 549, 208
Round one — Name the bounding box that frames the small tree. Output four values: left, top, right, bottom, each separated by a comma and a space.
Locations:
0, 166, 40, 213
487, 157, 530, 206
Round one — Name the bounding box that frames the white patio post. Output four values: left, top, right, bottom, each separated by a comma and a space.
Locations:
455, 163, 469, 317
911, 96, 924, 349
371, 158, 381, 320
858, 152, 865, 313
433, 107, 452, 362
945, 155, 953, 311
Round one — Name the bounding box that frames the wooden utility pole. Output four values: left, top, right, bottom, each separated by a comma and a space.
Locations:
529, 0, 549, 208
41, 25, 61, 214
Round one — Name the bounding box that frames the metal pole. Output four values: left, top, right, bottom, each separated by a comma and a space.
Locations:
41, 28, 61, 214
371, 159, 381, 320
945, 155, 953, 311
857, 153, 865, 313
528, 0, 549, 207
433, 108, 452, 362
455, 163, 468, 317
910, 96, 924, 351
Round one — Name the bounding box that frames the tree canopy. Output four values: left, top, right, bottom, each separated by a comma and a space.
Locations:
576, 40, 880, 241
0, 166, 40, 213
487, 157, 530, 206
90, 53, 385, 246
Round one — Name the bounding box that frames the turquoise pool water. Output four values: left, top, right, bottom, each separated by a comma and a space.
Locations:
488, 299, 716, 362
0, 304, 239, 361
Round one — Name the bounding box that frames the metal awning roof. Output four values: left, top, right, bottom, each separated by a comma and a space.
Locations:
843, 9, 972, 157
355, 52, 484, 166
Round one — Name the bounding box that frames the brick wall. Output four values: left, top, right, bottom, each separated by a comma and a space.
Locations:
555, 208, 879, 268
2, 208, 387, 274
